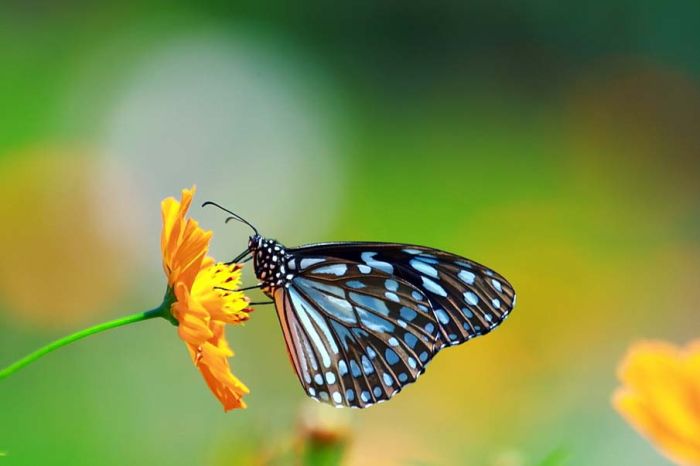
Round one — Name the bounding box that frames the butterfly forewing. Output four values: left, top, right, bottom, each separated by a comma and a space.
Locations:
274, 259, 441, 408
389, 247, 515, 345
287, 242, 516, 348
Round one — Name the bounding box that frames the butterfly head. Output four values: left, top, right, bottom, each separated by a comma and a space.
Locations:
248, 234, 263, 251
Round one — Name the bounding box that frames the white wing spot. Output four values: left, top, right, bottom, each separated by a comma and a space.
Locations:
326, 371, 337, 384
361, 252, 393, 274
421, 276, 447, 297
311, 264, 348, 276
410, 259, 438, 278
464, 291, 479, 306
384, 291, 400, 302
458, 270, 476, 285
300, 258, 325, 269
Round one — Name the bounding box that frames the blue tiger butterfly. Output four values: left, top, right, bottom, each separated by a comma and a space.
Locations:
204, 202, 516, 409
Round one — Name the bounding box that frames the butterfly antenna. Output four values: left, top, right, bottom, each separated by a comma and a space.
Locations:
201, 201, 259, 236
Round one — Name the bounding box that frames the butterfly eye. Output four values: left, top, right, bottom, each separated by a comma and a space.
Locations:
248, 234, 262, 250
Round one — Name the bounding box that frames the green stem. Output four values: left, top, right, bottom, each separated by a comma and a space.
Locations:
0, 306, 167, 380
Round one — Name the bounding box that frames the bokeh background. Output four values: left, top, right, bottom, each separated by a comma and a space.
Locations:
1, 2, 699, 465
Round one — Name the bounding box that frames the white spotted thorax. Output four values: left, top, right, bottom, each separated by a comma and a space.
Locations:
249, 234, 293, 294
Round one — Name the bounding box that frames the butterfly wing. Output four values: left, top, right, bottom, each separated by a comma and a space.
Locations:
288, 242, 516, 347
273, 259, 442, 408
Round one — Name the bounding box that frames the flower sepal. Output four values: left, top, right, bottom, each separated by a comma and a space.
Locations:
158, 287, 179, 326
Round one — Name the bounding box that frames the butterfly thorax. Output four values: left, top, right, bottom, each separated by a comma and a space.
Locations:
250, 236, 293, 295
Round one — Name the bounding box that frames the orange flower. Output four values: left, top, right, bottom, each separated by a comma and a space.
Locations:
161, 186, 252, 411
613, 340, 700, 465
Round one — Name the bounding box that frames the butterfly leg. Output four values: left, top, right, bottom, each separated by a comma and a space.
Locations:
226, 248, 252, 265
214, 283, 263, 293
248, 301, 274, 306
239, 283, 264, 291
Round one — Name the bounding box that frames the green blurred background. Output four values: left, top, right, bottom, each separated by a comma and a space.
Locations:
1, 2, 699, 465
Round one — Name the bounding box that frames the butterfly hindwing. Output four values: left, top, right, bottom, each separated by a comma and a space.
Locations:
274, 259, 441, 408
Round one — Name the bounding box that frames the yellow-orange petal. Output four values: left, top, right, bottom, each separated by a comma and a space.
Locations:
196, 322, 250, 411
172, 285, 213, 350
613, 340, 700, 465
198, 348, 249, 411
161, 187, 195, 256
160, 186, 213, 289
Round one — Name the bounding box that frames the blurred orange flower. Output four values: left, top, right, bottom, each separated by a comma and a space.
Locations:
161, 186, 252, 411
613, 340, 700, 466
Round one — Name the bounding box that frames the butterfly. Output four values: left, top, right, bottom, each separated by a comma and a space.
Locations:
204, 202, 516, 409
